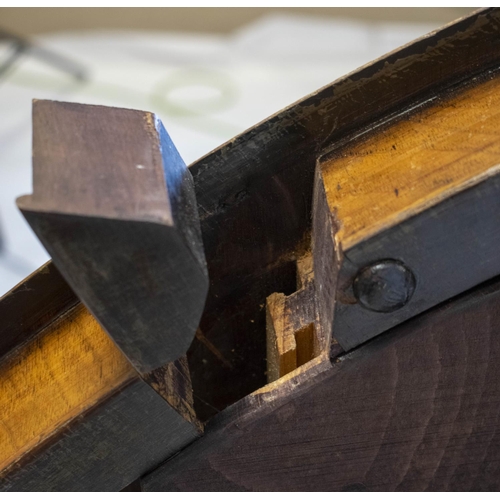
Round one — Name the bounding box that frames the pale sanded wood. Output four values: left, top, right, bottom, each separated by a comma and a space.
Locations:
321, 73, 500, 250
266, 254, 318, 383
266, 293, 296, 382
0, 304, 136, 471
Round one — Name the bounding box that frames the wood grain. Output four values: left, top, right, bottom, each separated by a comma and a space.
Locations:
17, 100, 208, 373
0, 261, 77, 359
320, 71, 500, 250
29, 100, 172, 224
315, 70, 500, 352
0, 303, 135, 472
0, 299, 202, 490
266, 253, 319, 382
144, 356, 202, 432
1, 379, 200, 492
143, 276, 500, 491
186, 8, 500, 420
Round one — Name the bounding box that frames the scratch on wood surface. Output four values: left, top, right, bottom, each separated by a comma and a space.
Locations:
195, 328, 233, 370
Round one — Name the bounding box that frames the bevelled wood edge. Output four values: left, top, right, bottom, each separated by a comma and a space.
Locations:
17, 211, 208, 373
1, 379, 200, 492
17, 101, 209, 373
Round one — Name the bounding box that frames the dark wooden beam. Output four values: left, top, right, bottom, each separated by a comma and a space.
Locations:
186, 7, 500, 419
143, 276, 500, 491
17, 100, 208, 374
1, 378, 200, 492
0, 261, 77, 359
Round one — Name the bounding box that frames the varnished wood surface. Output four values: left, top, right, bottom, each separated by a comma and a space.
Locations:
321, 71, 500, 250
186, 8, 500, 420
313, 70, 500, 352
144, 277, 500, 491
0, 303, 135, 472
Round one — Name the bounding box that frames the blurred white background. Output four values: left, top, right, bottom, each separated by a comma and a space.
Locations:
0, 8, 471, 296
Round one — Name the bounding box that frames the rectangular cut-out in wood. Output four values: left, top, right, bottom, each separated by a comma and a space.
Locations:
143, 275, 500, 491
314, 70, 500, 352
3, 8, 500, 492
17, 100, 208, 373
266, 253, 323, 382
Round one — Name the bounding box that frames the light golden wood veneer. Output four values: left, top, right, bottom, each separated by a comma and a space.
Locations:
0, 304, 135, 471
321, 75, 500, 250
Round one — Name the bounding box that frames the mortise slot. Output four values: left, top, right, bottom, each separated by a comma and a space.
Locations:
266, 253, 321, 383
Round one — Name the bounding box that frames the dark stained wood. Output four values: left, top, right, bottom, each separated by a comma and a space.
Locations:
143, 276, 500, 491
121, 479, 142, 492
17, 100, 208, 373
314, 69, 500, 352
1, 378, 200, 492
334, 171, 500, 351
144, 355, 202, 432
0, 261, 77, 359
312, 166, 339, 359
186, 8, 500, 419
2, 14, 500, 491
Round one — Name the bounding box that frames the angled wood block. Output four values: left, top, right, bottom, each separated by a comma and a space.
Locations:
17, 100, 208, 373
3, 9, 500, 492
313, 70, 500, 353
